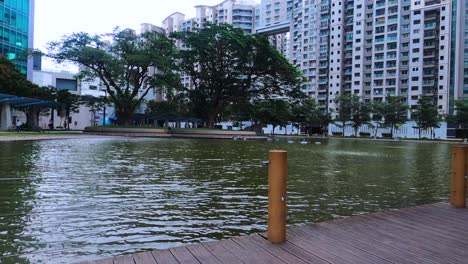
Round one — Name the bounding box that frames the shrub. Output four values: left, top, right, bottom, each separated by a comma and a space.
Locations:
359, 132, 371, 137
381, 133, 392, 138
332, 132, 343, 136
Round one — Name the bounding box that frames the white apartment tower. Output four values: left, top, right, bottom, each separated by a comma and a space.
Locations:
454, 0, 468, 107
292, 0, 452, 115
257, 0, 294, 57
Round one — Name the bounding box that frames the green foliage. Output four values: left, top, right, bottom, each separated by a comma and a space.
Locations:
0, 55, 37, 97
373, 95, 409, 138
81, 95, 108, 115
253, 99, 291, 135
225, 99, 254, 126
332, 132, 343, 136
412, 96, 440, 139
350, 99, 372, 137
334, 94, 370, 136
359, 132, 371, 137
381, 133, 392, 138
446, 100, 468, 139
47, 29, 180, 125
174, 23, 303, 127
291, 98, 330, 134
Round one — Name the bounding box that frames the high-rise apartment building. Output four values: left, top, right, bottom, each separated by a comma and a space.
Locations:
256, 0, 293, 56
453, 0, 468, 107
292, 0, 452, 116
0, 0, 34, 79
156, 0, 455, 118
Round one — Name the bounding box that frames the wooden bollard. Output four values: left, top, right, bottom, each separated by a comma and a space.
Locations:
451, 146, 467, 208
268, 150, 287, 243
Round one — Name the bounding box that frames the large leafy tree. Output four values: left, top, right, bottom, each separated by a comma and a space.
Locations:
373, 96, 409, 138
333, 94, 354, 136
47, 29, 180, 125
446, 100, 468, 140
81, 95, 109, 126
56, 89, 81, 129
291, 98, 330, 135
0, 56, 54, 129
349, 99, 372, 137
174, 24, 302, 128
253, 99, 291, 135
0, 56, 36, 97
412, 96, 440, 139
225, 99, 254, 130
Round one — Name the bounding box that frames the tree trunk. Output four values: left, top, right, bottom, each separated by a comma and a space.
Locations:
342, 122, 345, 137
116, 105, 135, 126
26, 108, 40, 130
116, 111, 133, 126
207, 111, 217, 128
272, 125, 276, 135
390, 124, 394, 139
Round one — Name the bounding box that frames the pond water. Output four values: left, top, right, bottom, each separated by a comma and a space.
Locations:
0, 137, 452, 263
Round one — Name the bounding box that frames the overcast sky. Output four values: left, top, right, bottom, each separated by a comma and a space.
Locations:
36, 0, 256, 70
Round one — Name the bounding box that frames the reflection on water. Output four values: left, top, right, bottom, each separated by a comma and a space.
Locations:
0, 138, 451, 263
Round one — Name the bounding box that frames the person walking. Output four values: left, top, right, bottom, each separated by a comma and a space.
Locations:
16, 120, 22, 132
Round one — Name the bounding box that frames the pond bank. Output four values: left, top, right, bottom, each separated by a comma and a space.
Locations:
0, 133, 100, 142
84, 127, 268, 140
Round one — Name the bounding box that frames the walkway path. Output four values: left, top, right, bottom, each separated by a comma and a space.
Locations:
79, 201, 468, 264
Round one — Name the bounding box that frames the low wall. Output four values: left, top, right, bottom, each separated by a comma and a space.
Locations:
84, 127, 168, 134
172, 129, 256, 136
84, 127, 262, 139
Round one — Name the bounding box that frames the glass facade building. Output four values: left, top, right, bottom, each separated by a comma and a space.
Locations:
0, 0, 34, 77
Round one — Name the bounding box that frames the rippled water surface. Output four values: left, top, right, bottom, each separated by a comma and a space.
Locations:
0, 137, 452, 263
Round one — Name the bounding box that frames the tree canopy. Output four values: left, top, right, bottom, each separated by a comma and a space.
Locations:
47, 29, 180, 125
447, 100, 468, 139
412, 96, 440, 139
0, 56, 38, 97
372, 96, 409, 138
174, 24, 303, 127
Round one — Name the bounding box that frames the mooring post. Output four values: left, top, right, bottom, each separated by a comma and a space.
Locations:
268, 150, 287, 243
451, 146, 467, 208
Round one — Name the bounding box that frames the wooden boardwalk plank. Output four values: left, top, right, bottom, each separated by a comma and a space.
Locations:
80, 259, 114, 264
332, 217, 458, 263
218, 238, 285, 264
293, 225, 394, 264
285, 231, 353, 264
202, 240, 244, 264
74, 202, 468, 264
256, 234, 331, 264
151, 249, 179, 264
288, 227, 375, 264
310, 222, 420, 264
354, 213, 468, 260
246, 234, 310, 264
133, 252, 157, 264
113, 255, 135, 264
169, 246, 201, 264
371, 211, 468, 247
186, 243, 222, 264
232, 235, 305, 264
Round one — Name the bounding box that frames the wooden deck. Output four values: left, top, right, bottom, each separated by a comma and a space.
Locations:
80, 201, 468, 264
